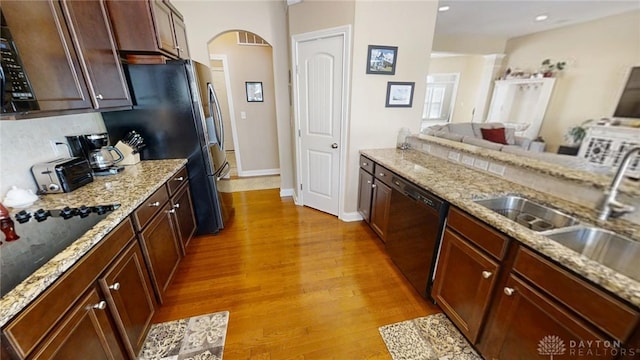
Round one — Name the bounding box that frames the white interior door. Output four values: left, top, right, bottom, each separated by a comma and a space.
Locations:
295, 33, 345, 216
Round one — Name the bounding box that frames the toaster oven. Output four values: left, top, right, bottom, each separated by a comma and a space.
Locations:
31, 157, 93, 194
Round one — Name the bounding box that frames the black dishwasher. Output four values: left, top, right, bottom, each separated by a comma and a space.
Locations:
385, 174, 448, 299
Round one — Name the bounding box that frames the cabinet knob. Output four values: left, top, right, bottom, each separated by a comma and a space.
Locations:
174, 176, 184, 181
379, 173, 385, 177
362, 162, 368, 166
366, 180, 371, 184
504, 287, 515, 296
148, 201, 160, 207
173, 203, 180, 209
108, 282, 120, 291
95, 94, 104, 100
167, 209, 176, 214
481, 271, 493, 279
371, 184, 377, 188
92, 301, 107, 310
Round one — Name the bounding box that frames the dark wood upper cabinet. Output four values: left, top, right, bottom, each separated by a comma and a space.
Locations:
1, 1, 92, 112
1, 0, 131, 113
105, 0, 190, 59
60, 0, 131, 109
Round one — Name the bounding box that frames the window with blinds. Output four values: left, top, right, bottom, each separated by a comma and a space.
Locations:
237, 31, 268, 46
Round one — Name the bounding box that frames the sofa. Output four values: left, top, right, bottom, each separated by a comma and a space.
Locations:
421, 122, 544, 152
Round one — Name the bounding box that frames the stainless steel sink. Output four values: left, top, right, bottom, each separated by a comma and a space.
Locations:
474, 195, 579, 231
543, 226, 640, 282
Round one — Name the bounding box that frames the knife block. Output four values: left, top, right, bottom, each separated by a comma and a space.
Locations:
115, 141, 140, 165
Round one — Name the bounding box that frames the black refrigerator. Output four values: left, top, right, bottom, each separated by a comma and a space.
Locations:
102, 60, 231, 234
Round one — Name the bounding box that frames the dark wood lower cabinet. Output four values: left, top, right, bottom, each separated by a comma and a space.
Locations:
171, 182, 196, 253
29, 287, 126, 360
357, 168, 373, 223
370, 179, 391, 241
138, 202, 182, 304
479, 275, 615, 360
99, 241, 156, 359
432, 229, 499, 343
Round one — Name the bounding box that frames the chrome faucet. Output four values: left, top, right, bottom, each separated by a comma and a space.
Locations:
598, 146, 640, 221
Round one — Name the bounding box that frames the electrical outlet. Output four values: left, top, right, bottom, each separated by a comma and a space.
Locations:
474, 158, 489, 170
488, 162, 506, 176
448, 151, 460, 162
461, 155, 474, 166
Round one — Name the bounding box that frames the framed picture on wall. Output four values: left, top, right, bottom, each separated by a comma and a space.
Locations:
366, 45, 398, 75
385, 82, 414, 107
246, 82, 263, 102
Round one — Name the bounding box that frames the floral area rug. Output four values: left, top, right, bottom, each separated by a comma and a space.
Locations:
138, 311, 229, 360
378, 312, 482, 360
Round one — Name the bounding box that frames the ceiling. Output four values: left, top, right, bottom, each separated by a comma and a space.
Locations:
434, 0, 640, 39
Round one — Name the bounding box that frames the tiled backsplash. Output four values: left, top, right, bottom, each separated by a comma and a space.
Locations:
0, 113, 106, 197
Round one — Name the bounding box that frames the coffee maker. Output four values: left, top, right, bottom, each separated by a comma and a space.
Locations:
66, 133, 125, 176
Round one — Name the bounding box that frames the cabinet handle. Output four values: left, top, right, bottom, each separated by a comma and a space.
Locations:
148, 201, 160, 207
167, 209, 176, 214
482, 271, 493, 279
173, 203, 180, 209
92, 301, 107, 310
504, 287, 515, 296
95, 94, 104, 100
174, 176, 184, 181
108, 282, 120, 291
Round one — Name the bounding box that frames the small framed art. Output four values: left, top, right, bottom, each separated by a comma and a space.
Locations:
246, 82, 263, 102
366, 45, 397, 75
385, 82, 414, 108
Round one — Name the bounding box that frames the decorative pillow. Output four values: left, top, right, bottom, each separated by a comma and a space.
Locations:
480, 127, 509, 145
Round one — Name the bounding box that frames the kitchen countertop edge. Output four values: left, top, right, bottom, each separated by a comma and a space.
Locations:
361, 148, 640, 309
0, 159, 187, 327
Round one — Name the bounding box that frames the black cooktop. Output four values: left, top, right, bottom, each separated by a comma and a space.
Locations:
0, 204, 119, 297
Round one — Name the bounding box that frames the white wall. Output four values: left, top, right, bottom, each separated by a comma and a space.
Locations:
503, 10, 640, 151
0, 113, 106, 197
172, 0, 293, 190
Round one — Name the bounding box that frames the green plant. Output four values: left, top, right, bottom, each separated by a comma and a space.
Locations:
564, 119, 593, 145
541, 59, 567, 73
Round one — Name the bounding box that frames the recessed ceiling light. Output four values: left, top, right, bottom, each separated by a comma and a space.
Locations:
535, 14, 549, 22
439, 5, 450, 12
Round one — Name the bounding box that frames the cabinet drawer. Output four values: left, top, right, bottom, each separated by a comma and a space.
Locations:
359, 155, 374, 174
448, 207, 509, 260
166, 166, 188, 196
373, 163, 393, 186
513, 247, 639, 342
4, 218, 135, 358
133, 185, 169, 230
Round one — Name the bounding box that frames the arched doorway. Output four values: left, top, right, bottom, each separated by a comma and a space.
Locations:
207, 31, 280, 185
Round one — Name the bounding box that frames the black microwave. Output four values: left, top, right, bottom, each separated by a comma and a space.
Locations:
0, 13, 38, 114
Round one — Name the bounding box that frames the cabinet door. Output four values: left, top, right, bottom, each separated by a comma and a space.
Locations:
151, 0, 178, 57
171, 13, 189, 59
138, 202, 181, 304
481, 275, 614, 360
432, 229, 499, 344
1, 1, 92, 111
30, 287, 126, 360
61, 0, 131, 109
104, 0, 158, 52
370, 179, 391, 241
171, 182, 197, 252
99, 241, 156, 359
357, 168, 373, 223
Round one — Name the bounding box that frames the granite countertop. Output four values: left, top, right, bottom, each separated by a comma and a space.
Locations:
0, 159, 187, 327
360, 148, 640, 308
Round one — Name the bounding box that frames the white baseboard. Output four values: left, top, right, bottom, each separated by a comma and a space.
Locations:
237, 168, 280, 177
340, 211, 363, 222
280, 188, 294, 197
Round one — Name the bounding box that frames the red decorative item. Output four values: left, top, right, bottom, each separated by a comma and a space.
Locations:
0, 203, 19, 242
480, 127, 509, 145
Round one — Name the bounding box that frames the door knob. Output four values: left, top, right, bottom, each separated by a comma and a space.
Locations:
331, 143, 338, 149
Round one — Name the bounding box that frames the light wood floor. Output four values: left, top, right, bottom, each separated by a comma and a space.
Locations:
153, 189, 439, 359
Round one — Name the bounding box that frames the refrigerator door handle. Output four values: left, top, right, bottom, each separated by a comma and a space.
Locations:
208, 82, 225, 150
